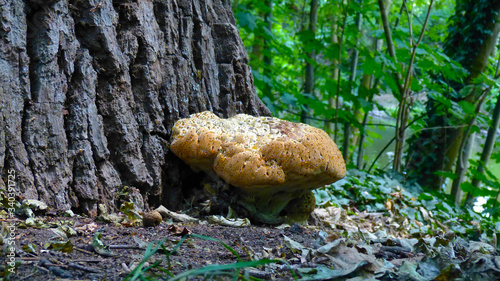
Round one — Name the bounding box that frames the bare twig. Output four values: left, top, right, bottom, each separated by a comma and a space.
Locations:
68, 262, 101, 273
70, 258, 103, 263
109, 244, 143, 250
377, 0, 404, 95
19, 273, 38, 281
74, 246, 96, 255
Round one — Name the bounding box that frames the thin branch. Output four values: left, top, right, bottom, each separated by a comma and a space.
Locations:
377, 0, 404, 94
393, 0, 434, 171
394, 0, 408, 28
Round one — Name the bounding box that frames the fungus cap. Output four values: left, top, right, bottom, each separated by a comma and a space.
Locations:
170, 111, 346, 195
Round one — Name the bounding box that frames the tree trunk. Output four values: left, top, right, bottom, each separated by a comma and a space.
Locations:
470, 92, 500, 192
0, 0, 270, 216
356, 74, 373, 170
356, 36, 380, 170
325, 16, 339, 139
342, 5, 362, 164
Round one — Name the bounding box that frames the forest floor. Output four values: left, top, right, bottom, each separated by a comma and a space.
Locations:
5, 205, 500, 281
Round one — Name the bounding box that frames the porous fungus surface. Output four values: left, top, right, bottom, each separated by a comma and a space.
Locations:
170, 111, 346, 195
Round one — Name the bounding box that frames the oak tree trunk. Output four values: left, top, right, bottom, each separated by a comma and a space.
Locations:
0, 0, 270, 216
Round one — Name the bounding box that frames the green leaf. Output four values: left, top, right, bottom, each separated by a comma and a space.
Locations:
280, 93, 298, 105
436, 202, 454, 214
428, 91, 451, 108
435, 170, 456, 180
458, 100, 475, 115
470, 124, 480, 134
418, 193, 434, 200
400, 207, 417, 220
461, 181, 474, 193
120, 201, 142, 225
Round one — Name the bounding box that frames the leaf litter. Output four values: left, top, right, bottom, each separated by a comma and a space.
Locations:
1, 171, 500, 280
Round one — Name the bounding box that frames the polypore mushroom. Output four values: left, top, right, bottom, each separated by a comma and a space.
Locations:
170, 111, 346, 223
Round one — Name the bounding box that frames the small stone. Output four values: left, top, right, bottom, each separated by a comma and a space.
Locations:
143, 210, 162, 227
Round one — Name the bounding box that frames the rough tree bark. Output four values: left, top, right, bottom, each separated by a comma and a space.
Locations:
0, 0, 270, 216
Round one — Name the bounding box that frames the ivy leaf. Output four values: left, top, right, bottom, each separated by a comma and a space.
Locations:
491, 151, 500, 163
460, 182, 474, 193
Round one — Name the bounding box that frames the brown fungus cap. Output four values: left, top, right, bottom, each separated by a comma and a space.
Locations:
170, 111, 346, 195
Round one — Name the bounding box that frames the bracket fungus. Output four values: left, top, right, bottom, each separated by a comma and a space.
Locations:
170, 111, 346, 224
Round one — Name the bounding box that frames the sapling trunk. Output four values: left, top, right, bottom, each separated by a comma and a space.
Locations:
392, 0, 434, 171
333, 0, 351, 142
465, 57, 500, 207
470, 92, 500, 192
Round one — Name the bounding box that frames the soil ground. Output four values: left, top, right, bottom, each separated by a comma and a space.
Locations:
5, 209, 500, 281
8, 216, 321, 280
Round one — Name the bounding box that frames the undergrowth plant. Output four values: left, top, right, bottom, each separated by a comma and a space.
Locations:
315, 170, 500, 249
125, 233, 290, 281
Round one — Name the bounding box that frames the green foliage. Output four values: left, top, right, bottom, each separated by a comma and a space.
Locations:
465, 159, 500, 218
234, 0, 500, 236
235, 0, 466, 131
120, 201, 142, 226
315, 170, 393, 212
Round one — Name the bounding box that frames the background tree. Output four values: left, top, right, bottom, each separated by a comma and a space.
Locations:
235, 0, 500, 219
406, 0, 500, 196
301, 0, 318, 124
0, 0, 269, 216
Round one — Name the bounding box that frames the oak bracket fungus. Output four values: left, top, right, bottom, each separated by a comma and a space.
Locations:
170, 111, 346, 224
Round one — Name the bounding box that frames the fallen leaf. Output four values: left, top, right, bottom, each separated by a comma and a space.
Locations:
167, 225, 191, 236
